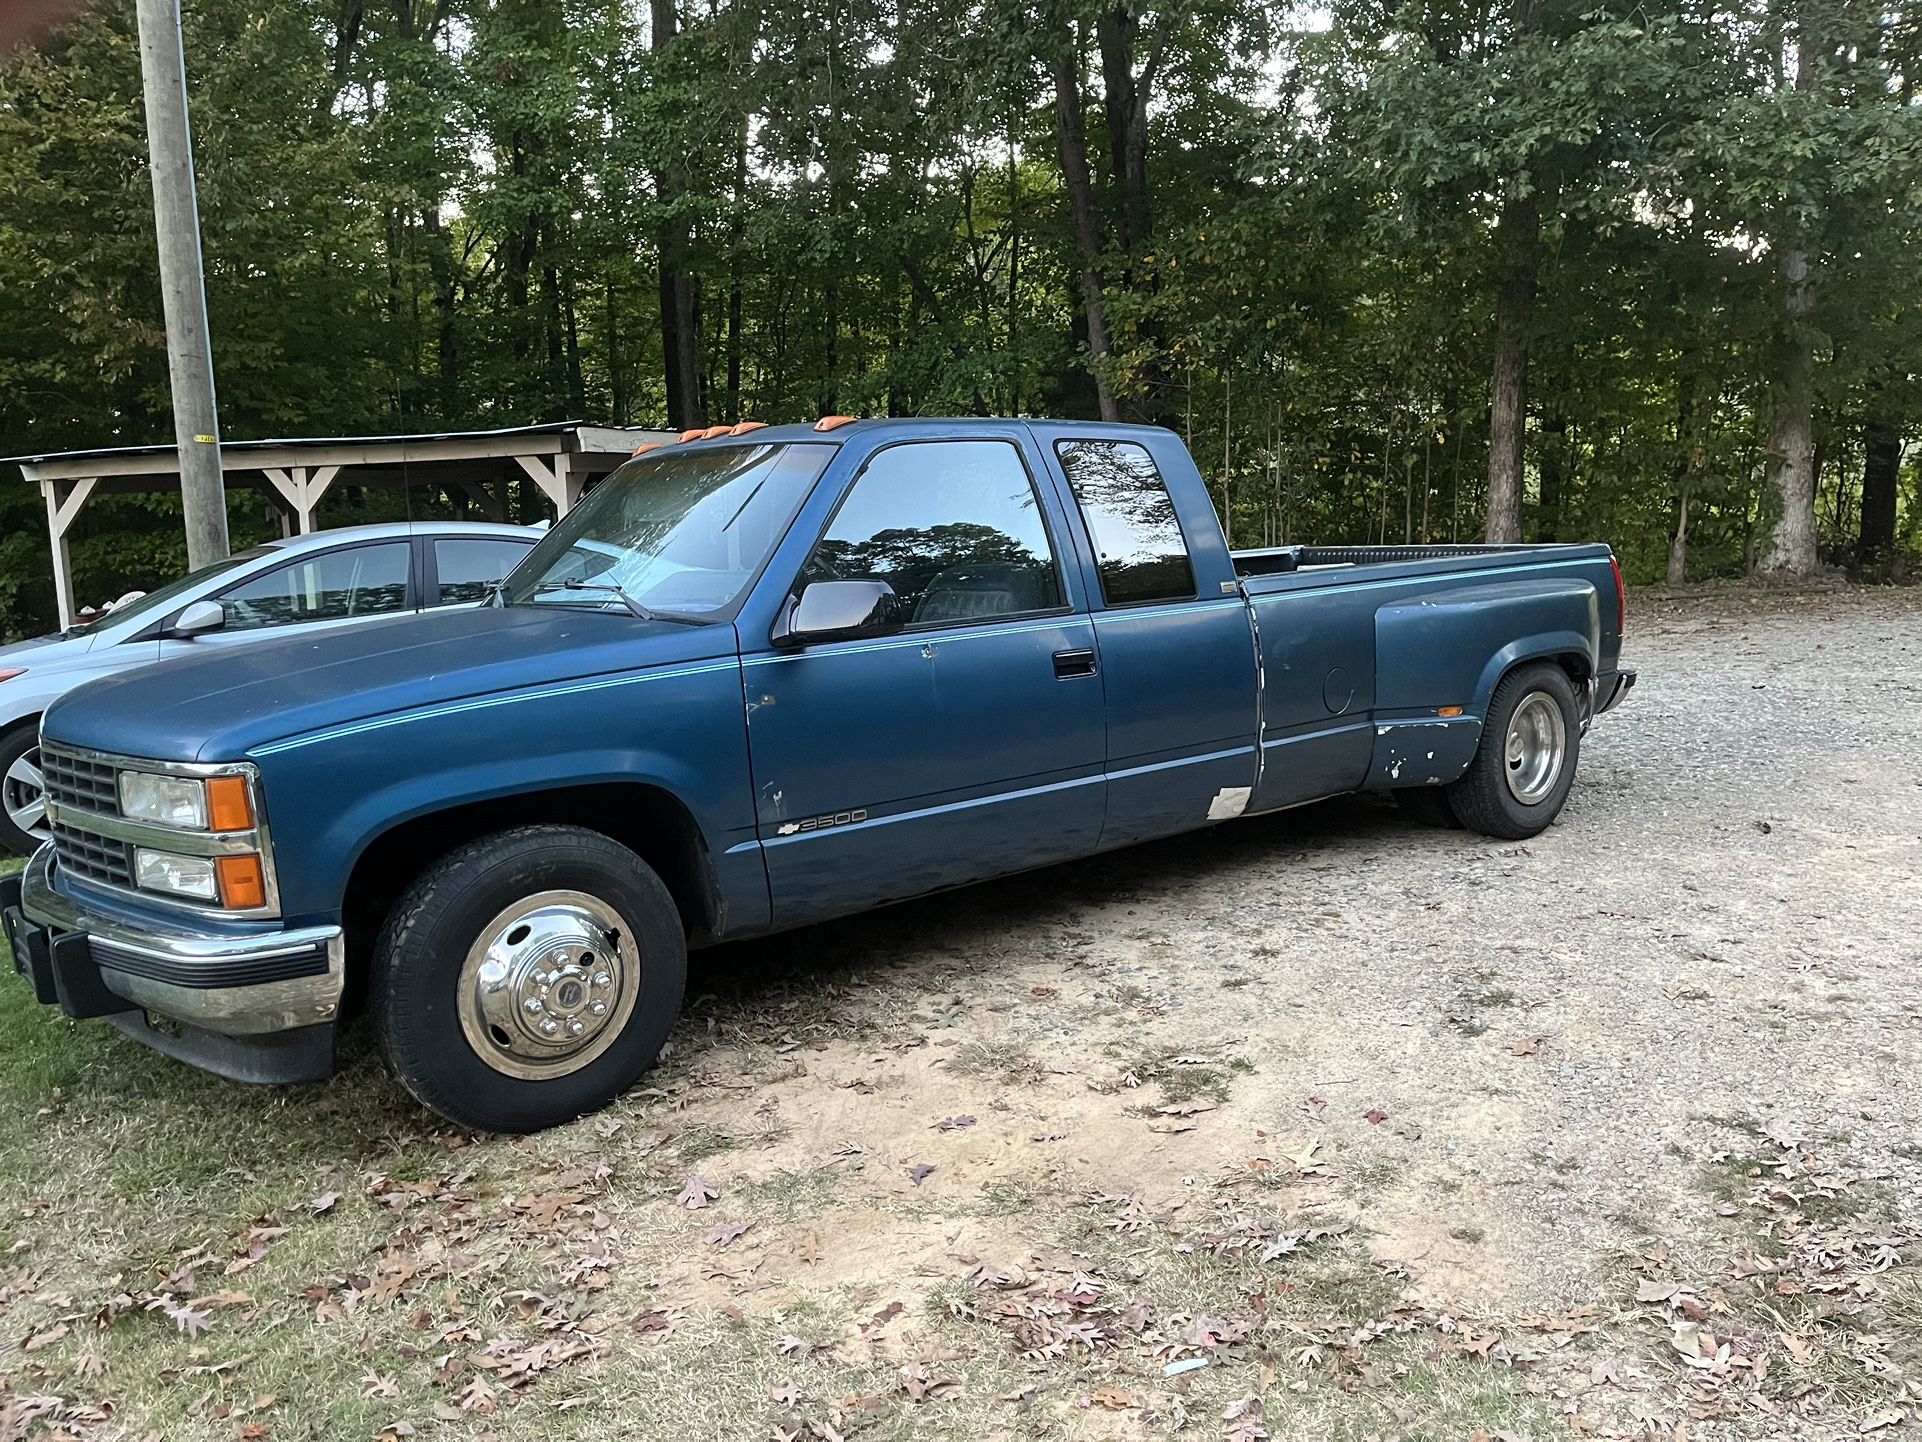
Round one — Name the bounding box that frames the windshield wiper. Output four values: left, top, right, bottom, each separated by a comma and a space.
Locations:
528, 578, 658, 620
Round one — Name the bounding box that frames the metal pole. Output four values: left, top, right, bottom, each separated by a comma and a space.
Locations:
135, 0, 228, 566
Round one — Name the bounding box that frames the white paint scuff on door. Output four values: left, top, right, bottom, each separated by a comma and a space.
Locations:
1207, 786, 1252, 821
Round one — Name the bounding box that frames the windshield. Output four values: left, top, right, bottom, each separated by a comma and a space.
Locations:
84, 546, 276, 634
502, 442, 831, 618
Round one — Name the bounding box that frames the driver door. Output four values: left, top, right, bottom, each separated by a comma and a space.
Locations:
742, 436, 1106, 926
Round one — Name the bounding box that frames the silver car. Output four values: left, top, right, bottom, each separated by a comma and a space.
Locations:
0, 521, 538, 855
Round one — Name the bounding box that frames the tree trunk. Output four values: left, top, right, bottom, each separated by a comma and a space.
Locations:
1536, 404, 1565, 541
1860, 415, 1901, 562
1759, 248, 1817, 574
725, 130, 746, 422
1095, 7, 1152, 257
1485, 189, 1538, 544
1051, 33, 1120, 422
651, 0, 702, 429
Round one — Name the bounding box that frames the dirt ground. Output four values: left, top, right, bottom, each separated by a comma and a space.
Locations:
2, 584, 1919, 1441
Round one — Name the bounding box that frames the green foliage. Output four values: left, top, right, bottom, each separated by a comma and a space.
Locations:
2, 0, 1920, 637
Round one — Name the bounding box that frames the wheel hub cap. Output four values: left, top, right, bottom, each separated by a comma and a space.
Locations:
458, 890, 639, 1079
1503, 692, 1567, 806
3, 746, 47, 841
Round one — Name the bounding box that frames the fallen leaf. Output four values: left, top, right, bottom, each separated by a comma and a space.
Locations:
931, 1115, 976, 1131
1363, 1109, 1388, 1125
22, 1322, 70, 1351
1510, 1036, 1542, 1056
308, 1191, 341, 1216
907, 1164, 936, 1187
675, 1174, 720, 1210
703, 1221, 751, 1249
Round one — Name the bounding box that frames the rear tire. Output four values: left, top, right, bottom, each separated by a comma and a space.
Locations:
1445, 663, 1580, 840
372, 824, 687, 1133
0, 723, 47, 858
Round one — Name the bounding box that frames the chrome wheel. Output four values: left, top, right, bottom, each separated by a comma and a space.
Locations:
457, 889, 640, 1080
3, 745, 47, 843
1502, 692, 1567, 806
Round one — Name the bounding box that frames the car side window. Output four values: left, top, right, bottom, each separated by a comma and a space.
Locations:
434, 537, 532, 605
215, 542, 411, 631
801, 440, 1062, 625
1055, 440, 1198, 606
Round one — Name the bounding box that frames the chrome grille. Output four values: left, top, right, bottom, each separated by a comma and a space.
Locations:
40, 747, 119, 817
49, 816, 135, 888
42, 745, 132, 889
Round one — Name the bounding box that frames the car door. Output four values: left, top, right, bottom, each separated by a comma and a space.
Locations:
741, 434, 1107, 927
1046, 435, 1260, 848
173, 540, 416, 654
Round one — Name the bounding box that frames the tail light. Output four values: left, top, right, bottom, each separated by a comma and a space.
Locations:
1608, 553, 1626, 636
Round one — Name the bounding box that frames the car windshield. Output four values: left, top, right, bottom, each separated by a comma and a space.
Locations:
83, 546, 276, 634
501, 442, 831, 618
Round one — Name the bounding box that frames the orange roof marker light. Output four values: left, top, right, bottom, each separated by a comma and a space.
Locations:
678, 428, 706, 443
813, 415, 858, 432
701, 424, 733, 439
629, 442, 665, 457
729, 421, 768, 436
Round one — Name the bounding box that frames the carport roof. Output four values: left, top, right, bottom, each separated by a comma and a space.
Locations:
4, 421, 657, 482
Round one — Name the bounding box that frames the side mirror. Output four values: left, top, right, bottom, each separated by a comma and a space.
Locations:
772, 580, 902, 648
168, 599, 226, 638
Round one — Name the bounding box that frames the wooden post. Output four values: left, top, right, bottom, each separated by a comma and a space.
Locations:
135, 0, 229, 567
514, 453, 580, 516
43, 477, 99, 630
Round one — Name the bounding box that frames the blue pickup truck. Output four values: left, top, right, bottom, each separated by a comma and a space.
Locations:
2, 418, 1633, 1131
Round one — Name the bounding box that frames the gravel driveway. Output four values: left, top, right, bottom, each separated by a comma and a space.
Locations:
6, 585, 1917, 1441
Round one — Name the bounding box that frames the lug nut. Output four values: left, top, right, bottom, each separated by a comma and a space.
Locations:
592, 972, 611, 988
539, 1018, 560, 1036
589, 1000, 607, 1016
567, 1018, 586, 1036
523, 998, 543, 1014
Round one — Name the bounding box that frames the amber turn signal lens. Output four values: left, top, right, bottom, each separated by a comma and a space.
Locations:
206, 775, 254, 831
813, 414, 857, 431
216, 854, 267, 909
1437, 705, 1464, 718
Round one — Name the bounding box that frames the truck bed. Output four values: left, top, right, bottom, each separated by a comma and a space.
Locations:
1232, 541, 1611, 584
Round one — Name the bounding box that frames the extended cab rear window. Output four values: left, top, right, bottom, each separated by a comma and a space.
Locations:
1055, 440, 1197, 606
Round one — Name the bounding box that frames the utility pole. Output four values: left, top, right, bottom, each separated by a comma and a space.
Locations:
135, 0, 228, 567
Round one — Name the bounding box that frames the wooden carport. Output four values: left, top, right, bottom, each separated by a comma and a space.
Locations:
8, 422, 674, 628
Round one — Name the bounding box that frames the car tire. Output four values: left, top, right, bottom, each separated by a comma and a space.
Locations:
0, 722, 47, 858
372, 824, 687, 1133
1445, 662, 1581, 840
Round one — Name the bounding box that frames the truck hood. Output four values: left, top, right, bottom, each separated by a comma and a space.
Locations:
40, 605, 736, 763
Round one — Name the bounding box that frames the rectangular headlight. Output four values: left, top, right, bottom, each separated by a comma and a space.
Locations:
133, 847, 218, 901
118, 772, 207, 830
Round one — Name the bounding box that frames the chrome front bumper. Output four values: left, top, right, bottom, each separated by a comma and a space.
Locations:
13, 844, 343, 1037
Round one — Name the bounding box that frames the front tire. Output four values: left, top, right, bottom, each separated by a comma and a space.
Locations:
0, 723, 47, 857
1445, 663, 1580, 840
372, 824, 687, 1133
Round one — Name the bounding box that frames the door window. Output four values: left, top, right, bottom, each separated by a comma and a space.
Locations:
1055, 440, 1197, 605
434, 537, 533, 605
801, 440, 1061, 625
215, 542, 411, 631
